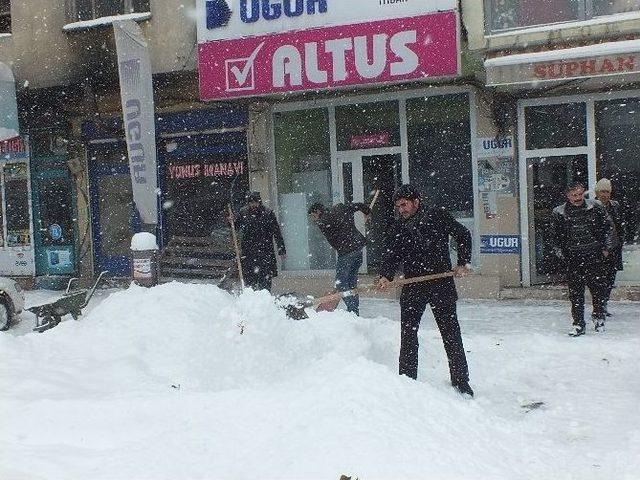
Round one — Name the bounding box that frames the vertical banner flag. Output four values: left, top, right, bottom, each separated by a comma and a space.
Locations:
0, 61, 19, 142
113, 20, 158, 226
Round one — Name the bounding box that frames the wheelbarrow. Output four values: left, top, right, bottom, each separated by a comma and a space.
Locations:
29, 271, 108, 333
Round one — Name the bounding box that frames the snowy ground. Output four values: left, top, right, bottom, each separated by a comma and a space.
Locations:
1, 283, 639, 480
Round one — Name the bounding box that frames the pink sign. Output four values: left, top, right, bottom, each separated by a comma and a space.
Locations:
199, 12, 459, 101
350, 132, 391, 149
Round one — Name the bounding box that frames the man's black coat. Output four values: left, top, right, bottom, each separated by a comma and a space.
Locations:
379, 206, 472, 303
235, 205, 286, 279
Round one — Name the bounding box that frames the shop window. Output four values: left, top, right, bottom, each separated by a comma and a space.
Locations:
274, 108, 334, 270
37, 178, 74, 246
407, 94, 474, 218
335, 101, 400, 151
3, 163, 30, 247
66, 0, 150, 23
486, 0, 640, 33
594, 0, 640, 16
0, 0, 10, 34
525, 103, 587, 150
596, 98, 640, 245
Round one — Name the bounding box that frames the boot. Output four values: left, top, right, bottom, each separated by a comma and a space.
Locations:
569, 323, 586, 337
592, 314, 606, 333
452, 380, 474, 398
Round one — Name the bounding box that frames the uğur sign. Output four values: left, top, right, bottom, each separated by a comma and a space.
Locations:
197, 0, 459, 100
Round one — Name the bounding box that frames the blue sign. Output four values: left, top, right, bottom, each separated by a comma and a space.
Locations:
237, 0, 327, 24
49, 223, 63, 241
480, 235, 520, 254
206, 0, 232, 29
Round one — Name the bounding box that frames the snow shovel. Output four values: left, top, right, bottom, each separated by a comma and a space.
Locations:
227, 204, 245, 289
285, 271, 459, 320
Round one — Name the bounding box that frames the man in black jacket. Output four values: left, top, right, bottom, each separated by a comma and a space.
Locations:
376, 185, 474, 397
551, 182, 614, 336
233, 192, 286, 292
594, 178, 625, 316
308, 201, 371, 315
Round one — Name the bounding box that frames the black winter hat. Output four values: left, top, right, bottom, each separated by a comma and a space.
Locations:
393, 184, 421, 203
246, 191, 262, 203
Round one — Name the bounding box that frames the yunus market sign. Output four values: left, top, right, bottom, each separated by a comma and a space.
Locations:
197, 0, 460, 100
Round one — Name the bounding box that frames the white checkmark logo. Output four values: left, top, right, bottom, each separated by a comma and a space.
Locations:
228, 42, 265, 88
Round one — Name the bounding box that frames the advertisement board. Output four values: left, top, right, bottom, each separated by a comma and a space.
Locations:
198, 0, 459, 100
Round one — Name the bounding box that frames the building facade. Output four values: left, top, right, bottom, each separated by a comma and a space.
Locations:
1, 0, 638, 293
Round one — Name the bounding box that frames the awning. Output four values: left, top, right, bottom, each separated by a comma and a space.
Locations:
485, 39, 640, 87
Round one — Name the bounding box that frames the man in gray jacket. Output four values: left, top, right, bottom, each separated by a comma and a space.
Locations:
308, 201, 371, 315
552, 182, 614, 337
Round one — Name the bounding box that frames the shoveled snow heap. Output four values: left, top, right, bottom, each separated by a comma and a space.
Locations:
1, 282, 639, 479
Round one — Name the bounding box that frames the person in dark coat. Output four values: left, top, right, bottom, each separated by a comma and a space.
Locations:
308, 201, 371, 315
551, 181, 614, 337
594, 178, 625, 316
233, 192, 286, 292
376, 184, 474, 397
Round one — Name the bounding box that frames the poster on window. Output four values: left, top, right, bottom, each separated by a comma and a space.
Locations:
0, 136, 36, 275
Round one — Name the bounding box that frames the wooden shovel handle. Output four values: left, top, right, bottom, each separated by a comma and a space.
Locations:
369, 189, 381, 211
228, 204, 245, 289
312, 270, 458, 307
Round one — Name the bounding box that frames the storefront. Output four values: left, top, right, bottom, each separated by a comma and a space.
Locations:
486, 41, 640, 286
518, 92, 640, 286
0, 136, 35, 277
82, 108, 248, 277
271, 88, 480, 274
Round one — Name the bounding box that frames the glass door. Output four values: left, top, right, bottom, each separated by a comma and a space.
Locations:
526, 155, 588, 284
338, 152, 402, 272
89, 142, 139, 277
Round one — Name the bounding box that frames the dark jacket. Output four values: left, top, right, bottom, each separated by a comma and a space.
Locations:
379, 206, 472, 303
317, 203, 371, 255
235, 205, 286, 278
603, 199, 625, 271
551, 199, 614, 262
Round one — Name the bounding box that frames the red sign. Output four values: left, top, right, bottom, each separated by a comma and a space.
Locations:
168, 161, 244, 180
0, 136, 25, 155
350, 132, 391, 149
534, 55, 637, 80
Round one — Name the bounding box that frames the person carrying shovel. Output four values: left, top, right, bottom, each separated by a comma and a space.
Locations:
376, 184, 474, 397
308, 199, 372, 316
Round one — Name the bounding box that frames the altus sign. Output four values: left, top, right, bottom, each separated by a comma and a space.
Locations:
197, 0, 459, 100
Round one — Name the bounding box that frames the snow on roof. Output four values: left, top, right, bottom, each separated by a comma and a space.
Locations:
485, 39, 640, 67
63, 12, 152, 32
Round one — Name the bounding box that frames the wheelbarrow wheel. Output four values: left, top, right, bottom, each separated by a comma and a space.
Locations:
0, 300, 10, 331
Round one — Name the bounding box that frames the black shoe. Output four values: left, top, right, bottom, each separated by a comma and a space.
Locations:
592, 316, 606, 333
605, 311, 612, 317
569, 324, 586, 337
453, 381, 474, 398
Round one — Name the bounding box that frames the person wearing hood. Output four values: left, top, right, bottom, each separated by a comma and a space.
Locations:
594, 178, 625, 316
551, 181, 614, 336
376, 184, 474, 397
232, 192, 286, 292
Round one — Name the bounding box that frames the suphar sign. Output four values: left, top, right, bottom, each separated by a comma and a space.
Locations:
197, 0, 459, 100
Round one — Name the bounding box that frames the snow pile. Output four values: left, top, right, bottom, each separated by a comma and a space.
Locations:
130, 231, 158, 251
1, 284, 639, 480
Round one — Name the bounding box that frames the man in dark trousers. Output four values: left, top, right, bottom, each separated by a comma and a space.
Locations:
551, 181, 614, 336
233, 192, 286, 292
308, 201, 371, 315
594, 178, 625, 316
376, 185, 474, 397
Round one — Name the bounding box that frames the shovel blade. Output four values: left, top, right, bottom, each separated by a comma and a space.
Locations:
315, 297, 341, 313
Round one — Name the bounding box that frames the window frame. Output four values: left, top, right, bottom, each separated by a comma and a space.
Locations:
485, 0, 640, 34
0, 0, 11, 35
65, 0, 150, 24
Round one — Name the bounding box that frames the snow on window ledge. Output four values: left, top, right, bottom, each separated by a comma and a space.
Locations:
0, 33, 11, 38
63, 11, 151, 32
